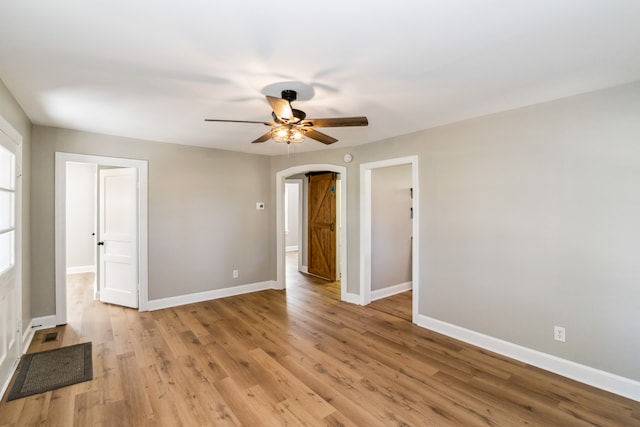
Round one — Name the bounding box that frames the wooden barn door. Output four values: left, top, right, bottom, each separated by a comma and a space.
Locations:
307, 172, 336, 281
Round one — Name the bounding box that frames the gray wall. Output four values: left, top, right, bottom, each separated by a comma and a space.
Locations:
371, 164, 412, 291
270, 81, 640, 381
0, 78, 32, 332
66, 163, 96, 270
31, 126, 273, 316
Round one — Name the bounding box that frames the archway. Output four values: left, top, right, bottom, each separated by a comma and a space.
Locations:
275, 164, 348, 301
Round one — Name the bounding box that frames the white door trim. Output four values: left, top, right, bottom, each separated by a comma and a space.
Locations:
360, 156, 419, 323
276, 164, 349, 302
55, 153, 149, 324
0, 114, 23, 400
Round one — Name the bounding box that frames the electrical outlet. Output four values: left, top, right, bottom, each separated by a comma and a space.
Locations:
232, 269, 238, 278
554, 326, 566, 342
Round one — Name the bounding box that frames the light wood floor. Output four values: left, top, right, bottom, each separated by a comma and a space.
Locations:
1, 264, 639, 426
368, 290, 412, 322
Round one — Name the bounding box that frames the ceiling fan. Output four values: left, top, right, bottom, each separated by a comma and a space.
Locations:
205, 89, 368, 145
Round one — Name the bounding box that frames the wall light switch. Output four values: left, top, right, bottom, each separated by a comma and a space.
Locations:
256, 202, 265, 210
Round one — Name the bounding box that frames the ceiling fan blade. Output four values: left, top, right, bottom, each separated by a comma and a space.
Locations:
205, 119, 274, 125
304, 129, 338, 145
266, 95, 293, 121
300, 116, 368, 128
251, 131, 273, 144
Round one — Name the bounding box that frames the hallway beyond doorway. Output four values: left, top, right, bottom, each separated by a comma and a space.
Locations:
285, 251, 340, 301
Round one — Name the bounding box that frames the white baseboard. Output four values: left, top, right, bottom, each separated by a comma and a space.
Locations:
0, 357, 19, 401
343, 292, 363, 305
147, 280, 278, 311
371, 281, 412, 301
300, 265, 308, 274
30, 315, 58, 330
417, 314, 640, 402
66, 265, 95, 275
22, 318, 35, 351
286, 245, 299, 252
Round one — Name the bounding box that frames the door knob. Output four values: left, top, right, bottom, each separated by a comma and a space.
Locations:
97, 241, 105, 246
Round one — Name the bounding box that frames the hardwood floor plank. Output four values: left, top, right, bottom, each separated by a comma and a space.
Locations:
248, 347, 336, 419
0, 393, 25, 425
151, 309, 192, 360
214, 378, 283, 426
109, 303, 135, 357
117, 352, 155, 425
322, 412, 361, 427
276, 398, 327, 427
9, 393, 49, 426
367, 290, 413, 321
364, 358, 512, 427
92, 341, 125, 404
140, 364, 185, 427
279, 354, 389, 427
468, 373, 598, 426
279, 339, 432, 426
73, 391, 118, 427
174, 363, 241, 427
39, 389, 74, 427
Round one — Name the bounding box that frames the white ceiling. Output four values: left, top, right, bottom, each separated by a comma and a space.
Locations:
1, 1, 639, 155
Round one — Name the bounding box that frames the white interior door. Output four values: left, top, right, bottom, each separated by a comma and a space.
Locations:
98, 167, 138, 308
0, 128, 19, 393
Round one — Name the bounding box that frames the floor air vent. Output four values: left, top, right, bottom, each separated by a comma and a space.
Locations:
42, 331, 59, 343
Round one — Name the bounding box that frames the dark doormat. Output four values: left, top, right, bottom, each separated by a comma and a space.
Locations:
6, 342, 93, 401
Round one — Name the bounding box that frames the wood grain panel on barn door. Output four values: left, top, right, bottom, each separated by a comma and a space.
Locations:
307, 172, 336, 281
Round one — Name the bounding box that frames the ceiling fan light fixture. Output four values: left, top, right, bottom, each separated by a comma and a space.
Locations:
205, 88, 368, 145
271, 126, 305, 144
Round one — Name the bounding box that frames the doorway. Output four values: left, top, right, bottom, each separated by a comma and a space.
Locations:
54, 153, 149, 325
276, 164, 349, 302
360, 156, 419, 323
65, 162, 97, 327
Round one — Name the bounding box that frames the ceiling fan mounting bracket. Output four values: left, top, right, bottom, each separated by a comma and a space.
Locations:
281, 89, 297, 102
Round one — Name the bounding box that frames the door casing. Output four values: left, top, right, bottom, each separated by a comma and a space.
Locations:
0, 114, 23, 400
360, 156, 419, 323
55, 153, 148, 324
